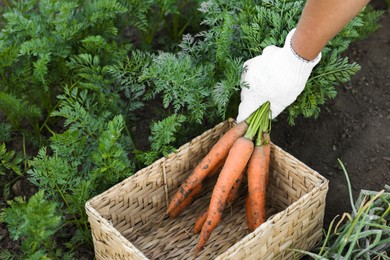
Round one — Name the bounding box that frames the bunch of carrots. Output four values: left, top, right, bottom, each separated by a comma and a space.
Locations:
166, 102, 272, 257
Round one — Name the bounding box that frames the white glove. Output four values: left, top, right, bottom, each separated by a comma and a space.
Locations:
236, 28, 322, 123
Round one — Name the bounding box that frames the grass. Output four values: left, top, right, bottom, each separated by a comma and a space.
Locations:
291, 160, 390, 260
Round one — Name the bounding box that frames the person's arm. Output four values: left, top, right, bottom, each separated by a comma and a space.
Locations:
237, 0, 371, 123
292, 0, 371, 60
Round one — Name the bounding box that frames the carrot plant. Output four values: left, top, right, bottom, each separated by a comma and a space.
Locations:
0, 143, 23, 200
27, 87, 134, 248
0, 0, 131, 147
0, 190, 64, 259
119, 0, 203, 50
0, 0, 204, 256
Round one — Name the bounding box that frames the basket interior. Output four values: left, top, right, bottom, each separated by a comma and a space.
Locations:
88, 120, 325, 259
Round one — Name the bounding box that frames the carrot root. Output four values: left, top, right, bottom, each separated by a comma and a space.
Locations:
226, 167, 245, 207
245, 196, 255, 231
246, 143, 268, 232
195, 137, 254, 256
193, 168, 244, 234
169, 184, 202, 218
167, 121, 248, 215
193, 210, 208, 234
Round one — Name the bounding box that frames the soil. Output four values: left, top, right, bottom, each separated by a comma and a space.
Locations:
272, 9, 390, 227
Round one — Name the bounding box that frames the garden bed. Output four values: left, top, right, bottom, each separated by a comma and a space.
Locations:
0, 2, 388, 259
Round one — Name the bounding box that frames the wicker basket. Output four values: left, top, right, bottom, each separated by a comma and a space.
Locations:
86, 119, 329, 260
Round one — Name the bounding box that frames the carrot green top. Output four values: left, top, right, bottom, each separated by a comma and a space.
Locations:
244, 101, 272, 146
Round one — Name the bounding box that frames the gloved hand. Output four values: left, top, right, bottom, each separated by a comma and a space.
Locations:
236, 28, 322, 123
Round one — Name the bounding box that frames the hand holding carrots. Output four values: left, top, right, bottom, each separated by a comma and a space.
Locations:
166, 102, 272, 257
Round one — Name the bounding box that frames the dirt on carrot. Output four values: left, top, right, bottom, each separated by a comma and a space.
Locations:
169, 183, 203, 218
195, 136, 254, 256
166, 121, 248, 215
193, 168, 244, 234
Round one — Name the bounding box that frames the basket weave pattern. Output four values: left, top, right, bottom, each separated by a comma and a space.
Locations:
86, 119, 329, 259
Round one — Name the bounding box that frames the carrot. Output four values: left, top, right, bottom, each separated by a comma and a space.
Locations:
166, 121, 248, 214
170, 159, 225, 219
245, 196, 255, 231
193, 210, 208, 234
193, 169, 244, 234
263, 133, 271, 187
243, 102, 271, 232
226, 167, 245, 207
205, 157, 226, 180
169, 183, 203, 218
195, 137, 254, 256
246, 142, 267, 232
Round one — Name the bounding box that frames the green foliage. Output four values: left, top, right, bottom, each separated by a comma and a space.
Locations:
135, 114, 187, 165
149, 114, 186, 155
180, 0, 383, 124
0, 92, 41, 130
0, 0, 130, 138
288, 53, 361, 123
119, 0, 203, 50
118, 0, 152, 31
0, 0, 384, 258
28, 87, 134, 246
141, 52, 215, 123
0, 143, 23, 199
2, 190, 62, 258
354, 6, 384, 40
211, 57, 245, 117
293, 163, 390, 259
0, 143, 22, 176
107, 50, 153, 119
1, 0, 205, 254
0, 123, 12, 143
0, 250, 13, 260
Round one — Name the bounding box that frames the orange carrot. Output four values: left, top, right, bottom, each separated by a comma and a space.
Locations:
193, 210, 208, 234
195, 137, 254, 256
226, 167, 245, 207
169, 184, 203, 218
166, 121, 248, 215
205, 157, 226, 180
170, 159, 225, 219
245, 196, 255, 231
246, 143, 267, 232
263, 133, 271, 187
193, 169, 244, 234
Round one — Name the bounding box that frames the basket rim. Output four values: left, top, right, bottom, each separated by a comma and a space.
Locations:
215, 179, 328, 259
85, 168, 328, 260
85, 200, 148, 258
85, 132, 328, 208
